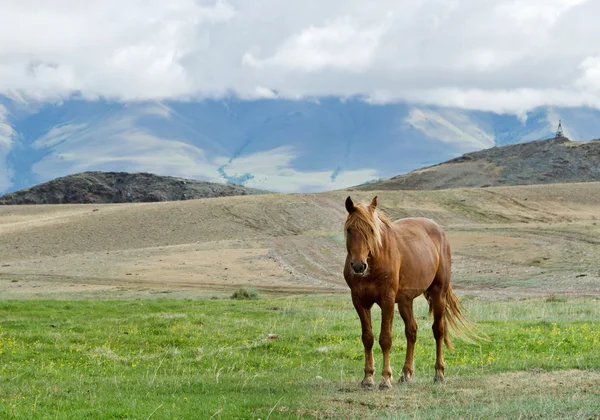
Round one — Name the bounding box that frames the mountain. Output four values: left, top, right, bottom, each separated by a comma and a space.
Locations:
350, 136, 600, 191
0, 171, 266, 205
2, 94, 600, 194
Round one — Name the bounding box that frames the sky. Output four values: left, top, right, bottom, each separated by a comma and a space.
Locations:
1, 0, 599, 116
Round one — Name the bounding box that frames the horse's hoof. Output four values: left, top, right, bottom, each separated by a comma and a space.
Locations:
400, 373, 412, 383
361, 380, 375, 390
378, 379, 393, 390
433, 372, 445, 383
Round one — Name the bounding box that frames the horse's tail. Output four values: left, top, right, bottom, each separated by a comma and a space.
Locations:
442, 285, 486, 350
424, 224, 487, 349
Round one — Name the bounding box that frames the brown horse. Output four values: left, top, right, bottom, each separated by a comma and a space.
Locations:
343, 195, 473, 389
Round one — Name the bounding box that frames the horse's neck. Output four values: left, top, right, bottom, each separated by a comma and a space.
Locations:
374, 223, 393, 258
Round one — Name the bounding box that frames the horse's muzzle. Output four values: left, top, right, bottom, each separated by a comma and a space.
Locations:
350, 261, 368, 276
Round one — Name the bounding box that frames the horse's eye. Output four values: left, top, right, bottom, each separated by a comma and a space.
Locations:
347, 228, 351, 234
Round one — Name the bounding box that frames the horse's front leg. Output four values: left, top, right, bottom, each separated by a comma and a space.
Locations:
378, 295, 396, 390
351, 295, 375, 388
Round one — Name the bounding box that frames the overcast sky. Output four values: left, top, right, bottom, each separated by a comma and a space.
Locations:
1, 0, 599, 116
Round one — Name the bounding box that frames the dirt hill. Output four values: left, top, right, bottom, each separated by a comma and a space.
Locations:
0, 171, 268, 205
1, 183, 599, 298
351, 136, 600, 191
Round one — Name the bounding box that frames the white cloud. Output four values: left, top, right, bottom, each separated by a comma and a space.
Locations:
214, 146, 378, 192
575, 57, 600, 92
33, 123, 89, 149
0, 105, 15, 191
405, 108, 495, 151
495, 0, 587, 28
0, 105, 14, 149
28, 108, 377, 193
390, 88, 600, 119
0, 0, 599, 114
242, 16, 390, 72
253, 86, 278, 99
31, 111, 219, 182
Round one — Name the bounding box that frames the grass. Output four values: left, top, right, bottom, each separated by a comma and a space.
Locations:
230, 288, 259, 300
0, 295, 599, 419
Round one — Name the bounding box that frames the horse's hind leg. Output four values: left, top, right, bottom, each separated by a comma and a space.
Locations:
430, 285, 447, 382
397, 295, 417, 383
351, 295, 375, 388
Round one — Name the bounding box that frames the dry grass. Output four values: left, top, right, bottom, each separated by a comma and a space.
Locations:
315, 369, 600, 419
1, 182, 600, 299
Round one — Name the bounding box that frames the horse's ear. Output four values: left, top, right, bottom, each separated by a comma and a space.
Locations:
345, 196, 355, 213
369, 196, 378, 210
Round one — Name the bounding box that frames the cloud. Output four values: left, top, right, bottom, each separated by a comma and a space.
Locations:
0, 105, 15, 191
214, 146, 378, 192
0, 0, 599, 115
253, 86, 278, 99
0, 105, 14, 149
31, 112, 219, 182
242, 15, 391, 72
28, 108, 377, 193
576, 57, 600, 92
387, 88, 600, 121
405, 108, 495, 151
33, 123, 89, 149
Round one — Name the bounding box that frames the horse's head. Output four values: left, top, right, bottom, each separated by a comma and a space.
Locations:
344, 196, 384, 277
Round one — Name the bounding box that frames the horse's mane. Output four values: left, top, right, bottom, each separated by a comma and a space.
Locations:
344, 202, 393, 254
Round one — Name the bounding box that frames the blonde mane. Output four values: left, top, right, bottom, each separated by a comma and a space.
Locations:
344, 202, 392, 254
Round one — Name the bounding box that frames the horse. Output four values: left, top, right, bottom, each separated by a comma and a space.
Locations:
343, 195, 473, 389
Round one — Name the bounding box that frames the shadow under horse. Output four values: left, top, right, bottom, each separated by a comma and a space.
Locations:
343, 196, 475, 389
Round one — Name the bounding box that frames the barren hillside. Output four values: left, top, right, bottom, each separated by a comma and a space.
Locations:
352, 137, 600, 191
1, 183, 599, 298
0, 171, 267, 205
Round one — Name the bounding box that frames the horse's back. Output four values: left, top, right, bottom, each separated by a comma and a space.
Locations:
392, 217, 447, 242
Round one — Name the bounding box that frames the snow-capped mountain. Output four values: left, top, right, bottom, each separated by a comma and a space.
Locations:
1, 94, 599, 194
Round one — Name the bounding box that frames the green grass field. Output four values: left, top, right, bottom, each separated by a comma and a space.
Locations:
1, 295, 599, 419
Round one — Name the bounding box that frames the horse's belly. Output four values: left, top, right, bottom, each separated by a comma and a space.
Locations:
397, 248, 439, 296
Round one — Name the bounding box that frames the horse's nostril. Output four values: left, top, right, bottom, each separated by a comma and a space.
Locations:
353, 263, 367, 273
350, 261, 367, 274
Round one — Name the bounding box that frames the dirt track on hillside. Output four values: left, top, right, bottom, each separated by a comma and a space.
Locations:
1, 183, 600, 299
